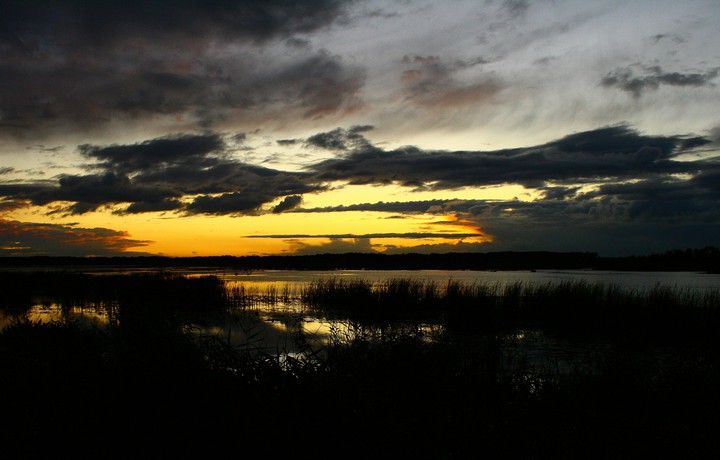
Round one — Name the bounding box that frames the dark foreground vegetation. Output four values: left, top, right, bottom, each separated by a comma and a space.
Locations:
0, 272, 719, 458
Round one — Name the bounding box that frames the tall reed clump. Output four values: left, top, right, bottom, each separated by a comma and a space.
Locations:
512, 280, 720, 340
298, 277, 720, 340
300, 277, 505, 325
225, 282, 299, 310
0, 271, 231, 333
300, 278, 375, 309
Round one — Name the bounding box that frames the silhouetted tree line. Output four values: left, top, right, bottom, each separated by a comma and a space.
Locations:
595, 246, 720, 273
1, 247, 718, 272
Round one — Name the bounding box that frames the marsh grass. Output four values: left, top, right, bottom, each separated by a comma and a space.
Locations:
225, 281, 300, 310
299, 277, 720, 341
0, 271, 230, 331
1, 271, 719, 458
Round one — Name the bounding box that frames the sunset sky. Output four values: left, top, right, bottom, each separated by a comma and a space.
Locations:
1, 0, 719, 257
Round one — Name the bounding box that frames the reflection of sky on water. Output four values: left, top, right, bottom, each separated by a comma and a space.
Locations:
186, 304, 358, 355
2, 269, 718, 367
1, 303, 111, 328
216, 269, 720, 291
55, 267, 720, 291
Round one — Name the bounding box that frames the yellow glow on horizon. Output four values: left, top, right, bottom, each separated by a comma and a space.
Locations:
7, 206, 492, 256
4, 182, 507, 256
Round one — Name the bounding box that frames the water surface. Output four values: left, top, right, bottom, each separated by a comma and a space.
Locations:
3, 268, 718, 371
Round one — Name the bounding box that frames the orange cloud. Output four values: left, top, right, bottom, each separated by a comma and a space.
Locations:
0, 218, 151, 256
425, 214, 494, 242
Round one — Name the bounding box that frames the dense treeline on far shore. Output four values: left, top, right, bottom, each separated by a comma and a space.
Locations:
0, 246, 719, 272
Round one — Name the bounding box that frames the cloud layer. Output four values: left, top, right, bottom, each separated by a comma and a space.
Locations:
0, 218, 150, 256
601, 66, 719, 98
3, 125, 713, 218
310, 126, 709, 189
0, 1, 361, 136
1, 1, 719, 256
1, 133, 324, 216
3, 123, 717, 255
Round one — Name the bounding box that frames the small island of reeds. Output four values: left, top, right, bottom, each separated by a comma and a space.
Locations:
0, 270, 718, 458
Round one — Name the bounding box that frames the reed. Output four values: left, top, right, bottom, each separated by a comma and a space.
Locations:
298, 277, 720, 340
225, 282, 301, 310
1, 284, 718, 459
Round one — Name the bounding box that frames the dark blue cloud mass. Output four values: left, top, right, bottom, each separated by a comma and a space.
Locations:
0, 1, 364, 136
309, 125, 710, 188
1, 123, 718, 255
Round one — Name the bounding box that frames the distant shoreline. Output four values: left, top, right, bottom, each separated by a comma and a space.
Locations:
1, 248, 718, 273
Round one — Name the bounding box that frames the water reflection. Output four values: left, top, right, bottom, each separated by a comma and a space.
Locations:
3, 269, 717, 372
0, 302, 111, 329
215, 269, 720, 291
27, 303, 110, 326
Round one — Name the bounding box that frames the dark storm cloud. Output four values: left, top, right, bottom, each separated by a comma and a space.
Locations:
10, 134, 220, 211
80, 134, 226, 175
0, 1, 355, 52
310, 126, 708, 189
0, 64, 191, 130
0, 172, 180, 215
275, 187, 720, 256
1, 126, 717, 224
306, 129, 354, 150
48, 173, 181, 214
691, 168, 720, 192
579, 177, 720, 222
0, 132, 322, 215
272, 195, 303, 213
127, 156, 322, 216
601, 66, 719, 97
295, 173, 720, 232
678, 136, 712, 151
284, 166, 720, 256
0, 2, 363, 134
0, 50, 365, 133
0, 183, 56, 200
305, 125, 374, 150
463, 197, 720, 256
293, 196, 623, 225
186, 193, 273, 215
539, 186, 581, 200
122, 199, 184, 215
291, 198, 503, 217
293, 199, 462, 214
0, 218, 150, 256
130, 159, 321, 215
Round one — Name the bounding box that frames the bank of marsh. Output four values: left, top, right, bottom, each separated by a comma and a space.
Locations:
0, 271, 718, 458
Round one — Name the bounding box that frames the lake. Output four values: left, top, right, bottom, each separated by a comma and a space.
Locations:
208, 268, 720, 290
4, 268, 716, 457
5, 268, 718, 371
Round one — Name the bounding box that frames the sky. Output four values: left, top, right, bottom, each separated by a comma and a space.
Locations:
1, 0, 719, 257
